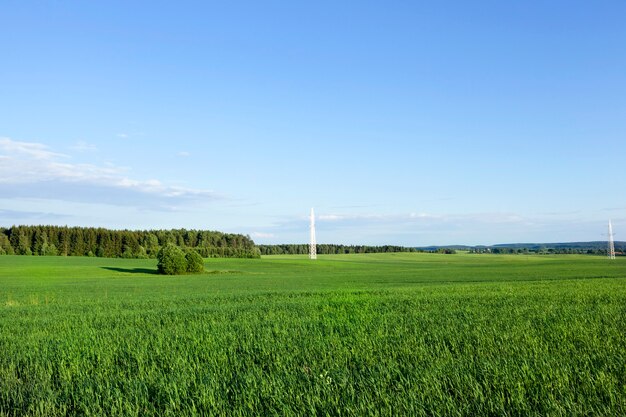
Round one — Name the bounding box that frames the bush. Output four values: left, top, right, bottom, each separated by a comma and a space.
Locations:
185, 249, 205, 273
157, 244, 187, 275
157, 245, 206, 275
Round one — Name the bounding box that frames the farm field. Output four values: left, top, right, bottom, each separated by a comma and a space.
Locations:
1, 253, 625, 416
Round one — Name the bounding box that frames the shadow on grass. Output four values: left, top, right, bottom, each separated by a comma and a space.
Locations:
101, 267, 158, 275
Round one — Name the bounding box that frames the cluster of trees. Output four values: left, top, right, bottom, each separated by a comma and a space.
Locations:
157, 244, 205, 275
0, 225, 260, 258
431, 248, 457, 254
258, 244, 419, 255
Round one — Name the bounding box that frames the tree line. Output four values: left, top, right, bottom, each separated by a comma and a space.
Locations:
258, 244, 419, 255
0, 225, 260, 258
469, 246, 625, 255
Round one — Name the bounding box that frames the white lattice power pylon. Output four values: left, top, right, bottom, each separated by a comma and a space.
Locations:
309, 208, 317, 260
608, 220, 616, 260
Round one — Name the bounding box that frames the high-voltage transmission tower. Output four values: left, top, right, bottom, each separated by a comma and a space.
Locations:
309, 208, 317, 260
608, 220, 616, 260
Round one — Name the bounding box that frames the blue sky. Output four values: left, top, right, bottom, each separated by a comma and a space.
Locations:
1, 1, 625, 245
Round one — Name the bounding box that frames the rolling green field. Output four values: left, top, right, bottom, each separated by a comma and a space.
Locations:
1, 253, 625, 416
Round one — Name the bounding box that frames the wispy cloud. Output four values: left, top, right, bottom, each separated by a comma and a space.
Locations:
0, 137, 220, 209
251, 232, 276, 239
0, 208, 70, 222
70, 140, 98, 152
315, 211, 524, 225
603, 206, 626, 212
178, 151, 190, 157
252, 209, 579, 246
0, 137, 67, 160
116, 131, 145, 139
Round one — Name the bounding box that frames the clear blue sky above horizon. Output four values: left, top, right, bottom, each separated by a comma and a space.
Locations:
1, 1, 625, 246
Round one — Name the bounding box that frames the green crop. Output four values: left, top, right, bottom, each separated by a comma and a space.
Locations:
1, 253, 625, 416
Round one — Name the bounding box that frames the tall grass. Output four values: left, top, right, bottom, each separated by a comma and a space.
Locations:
1, 254, 625, 416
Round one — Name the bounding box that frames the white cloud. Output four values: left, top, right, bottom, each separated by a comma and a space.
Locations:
317, 213, 399, 222
0, 137, 67, 160
116, 133, 129, 139
0, 137, 219, 209
178, 151, 190, 157
70, 140, 98, 152
318, 214, 345, 221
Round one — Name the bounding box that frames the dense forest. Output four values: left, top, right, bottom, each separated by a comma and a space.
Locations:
258, 244, 419, 255
0, 225, 260, 258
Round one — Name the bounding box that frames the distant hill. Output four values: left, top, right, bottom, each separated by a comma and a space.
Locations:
417, 241, 626, 254
491, 241, 626, 250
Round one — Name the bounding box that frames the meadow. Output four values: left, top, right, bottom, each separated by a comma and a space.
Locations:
1, 253, 625, 416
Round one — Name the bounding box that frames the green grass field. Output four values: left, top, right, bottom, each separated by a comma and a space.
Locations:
1, 253, 625, 416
